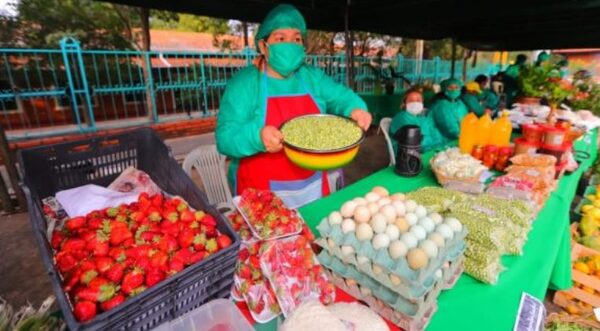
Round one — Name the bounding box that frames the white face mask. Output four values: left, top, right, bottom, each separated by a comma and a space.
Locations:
406, 102, 424, 115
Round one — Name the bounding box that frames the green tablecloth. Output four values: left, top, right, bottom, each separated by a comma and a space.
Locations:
359, 93, 404, 125
294, 129, 597, 331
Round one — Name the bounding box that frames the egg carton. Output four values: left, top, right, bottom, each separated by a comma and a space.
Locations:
318, 250, 463, 317
316, 237, 464, 299
324, 268, 437, 331
316, 220, 466, 289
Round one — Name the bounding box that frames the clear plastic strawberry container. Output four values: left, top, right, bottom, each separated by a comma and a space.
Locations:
153, 299, 253, 331
260, 235, 336, 317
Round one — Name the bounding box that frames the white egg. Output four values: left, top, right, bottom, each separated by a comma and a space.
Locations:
405, 213, 418, 226
356, 223, 374, 241
392, 201, 406, 216
327, 238, 336, 250
435, 269, 443, 279
400, 232, 418, 249
372, 233, 391, 250
410, 225, 426, 241
436, 224, 454, 240
341, 218, 356, 233
407, 248, 429, 270
418, 217, 435, 233
341, 245, 355, 257
414, 205, 428, 219
430, 213, 443, 225
353, 197, 368, 206
360, 286, 372, 296
389, 274, 402, 286
372, 186, 389, 197
379, 205, 397, 223
388, 240, 408, 259
390, 192, 406, 201
369, 213, 388, 234
405, 200, 418, 213
367, 202, 380, 215
419, 240, 439, 258
357, 255, 370, 265
365, 192, 381, 203
353, 206, 371, 223
328, 211, 343, 225
376, 197, 392, 208
428, 233, 445, 248
385, 224, 400, 241
341, 201, 357, 218
372, 264, 383, 275
444, 217, 463, 233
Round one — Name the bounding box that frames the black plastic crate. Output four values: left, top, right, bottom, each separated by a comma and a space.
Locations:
18, 128, 240, 331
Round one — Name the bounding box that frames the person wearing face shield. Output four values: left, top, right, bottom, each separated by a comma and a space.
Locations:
389, 89, 444, 153
429, 78, 468, 141
215, 4, 371, 208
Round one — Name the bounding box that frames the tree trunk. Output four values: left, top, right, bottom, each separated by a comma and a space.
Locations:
139, 8, 155, 121
140, 8, 151, 51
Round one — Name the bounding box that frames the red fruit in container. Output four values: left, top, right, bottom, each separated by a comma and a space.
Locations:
105, 263, 125, 283
216, 234, 232, 249
122, 268, 145, 295
168, 259, 185, 274
151, 194, 164, 208
62, 238, 87, 252
88, 277, 110, 289
178, 228, 197, 249
74, 301, 97, 322
76, 284, 118, 302
150, 250, 169, 269
145, 269, 166, 287
179, 210, 194, 223
157, 235, 179, 253
199, 214, 217, 227
56, 252, 78, 273
95, 257, 114, 274
172, 248, 193, 265
100, 293, 125, 311
190, 251, 207, 264
65, 217, 86, 232
51, 230, 67, 250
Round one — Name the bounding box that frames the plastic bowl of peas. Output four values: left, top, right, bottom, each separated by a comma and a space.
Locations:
280, 114, 365, 171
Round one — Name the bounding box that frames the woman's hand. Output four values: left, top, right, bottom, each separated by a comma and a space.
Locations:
351, 109, 372, 131
260, 125, 284, 153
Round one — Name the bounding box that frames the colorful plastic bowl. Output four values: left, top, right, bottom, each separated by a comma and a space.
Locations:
280, 114, 365, 171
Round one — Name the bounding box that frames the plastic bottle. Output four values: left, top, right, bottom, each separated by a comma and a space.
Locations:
476, 112, 493, 146
459, 112, 479, 154
490, 111, 513, 147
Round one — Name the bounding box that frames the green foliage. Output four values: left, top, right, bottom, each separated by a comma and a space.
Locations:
518, 59, 573, 106
568, 74, 600, 115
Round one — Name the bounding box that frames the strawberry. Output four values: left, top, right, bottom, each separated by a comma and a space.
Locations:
200, 224, 217, 238
56, 251, 78, 273
65, 216, 85, 232
134, 256, 152, 273
162, 209, 179, 223
129, 286, 147, 297
199, 214, 217, 227
87, 218, 103, 230
74, 301, 97, 322
216, 234, 232, 249
179, 210, 194, 223
168, 259, 185, 274
65, 268, 83, 292
238, 265, 252, 279
100, 293, 125, 311
178, 229, 196, 249
76, 284, 118, 302
121, 268, 145, 295
193, 210, 206, 221
109, 247, 127, 262
148, 210, 162, 222
115, 214, 128, 223
156, 235, 178, 253
159, 220, 181, 237
140, 231, 161, 243
109, 227, 133, 246
249, 255, 260, 269
172, 249, 193, 265
205, 238, 218, 254
61, 238, 86, 252
189, 251, 207, 264
238, 248, 249, 261
88, 276, 109, 289
150, 250, 169, 269
192, 233, 206, 251
145, 269, 165, 287
105, 263, 125, 283
95, 257, 114, 274
129, 211, 145, 224
87, 232, 109, 257
175, 201, 188, 212
151, 194, 164, 207
50, 230, 67, 250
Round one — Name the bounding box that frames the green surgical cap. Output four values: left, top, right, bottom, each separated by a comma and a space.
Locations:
537, 52, 550, 62
441, 78, 464, 91
255, 4, 307, 51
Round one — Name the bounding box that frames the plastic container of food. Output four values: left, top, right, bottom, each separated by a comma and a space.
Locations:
514, 138, 540, 155
152, 299, 254, 331
521, 124, 544, 143
541, 125, 566, 146
482, 145, 499, 168
495, 146, 513, 171
539, 143, 572, 164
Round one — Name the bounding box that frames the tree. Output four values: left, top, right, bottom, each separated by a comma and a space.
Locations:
4, 0, 141, 49
306, 30, 339, 55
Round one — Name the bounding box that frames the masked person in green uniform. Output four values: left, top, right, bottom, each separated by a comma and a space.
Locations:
430, 78, 468, 141
461, 81, 486, 116
216, 4, 371, 208
503, 54, 527, 107
535, 51, 550, 67
389, 89, 444, 153
475, 74, 500, 114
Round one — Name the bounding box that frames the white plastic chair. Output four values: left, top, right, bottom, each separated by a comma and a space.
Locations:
378, 117, 396, 166
183, 144, 234, 213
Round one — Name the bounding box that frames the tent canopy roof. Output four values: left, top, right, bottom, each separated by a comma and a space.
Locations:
103, 0, 600, 50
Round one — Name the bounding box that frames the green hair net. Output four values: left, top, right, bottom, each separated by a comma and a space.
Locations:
440, 78, 464, 91
537, 52, 550, 63
255, 4, 307, 51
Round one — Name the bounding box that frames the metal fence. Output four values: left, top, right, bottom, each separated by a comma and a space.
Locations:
0, 37, 499, 141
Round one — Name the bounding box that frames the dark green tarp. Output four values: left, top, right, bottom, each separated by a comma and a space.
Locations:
103, 0, 600, 50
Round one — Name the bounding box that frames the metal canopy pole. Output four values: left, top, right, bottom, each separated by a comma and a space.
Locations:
344, 0, 355, 89
450, 38, 457, 79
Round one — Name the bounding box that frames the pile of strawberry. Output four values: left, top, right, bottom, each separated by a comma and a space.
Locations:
50, 193, 233, 323
261, 235, 336, 316
239, 189, 301, 239
228, 211, 254, 243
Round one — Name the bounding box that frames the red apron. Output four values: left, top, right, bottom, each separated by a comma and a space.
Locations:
236, 71, 330, 208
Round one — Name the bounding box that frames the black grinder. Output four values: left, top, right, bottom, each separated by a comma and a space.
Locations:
393, 125, 423, 176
